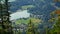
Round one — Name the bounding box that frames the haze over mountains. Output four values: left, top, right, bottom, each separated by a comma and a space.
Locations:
10, 10, 30, 20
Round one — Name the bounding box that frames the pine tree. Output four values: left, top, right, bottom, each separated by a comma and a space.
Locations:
0, 0, 13, 34
50, 10, 60, 34
53, 15, 60, 34
26, 19, 35, 34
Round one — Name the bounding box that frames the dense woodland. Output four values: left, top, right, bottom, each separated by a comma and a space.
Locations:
0, 0, 60, 34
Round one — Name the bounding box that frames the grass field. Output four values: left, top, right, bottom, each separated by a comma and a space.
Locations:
15, 17, 42, 25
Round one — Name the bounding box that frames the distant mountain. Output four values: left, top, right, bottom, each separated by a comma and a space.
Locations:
9, 0, 60, 22
9, 0, 34, 12
10, 0, 60, 12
